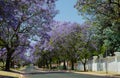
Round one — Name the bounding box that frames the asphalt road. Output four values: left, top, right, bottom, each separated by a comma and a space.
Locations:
22, 66, 114, 78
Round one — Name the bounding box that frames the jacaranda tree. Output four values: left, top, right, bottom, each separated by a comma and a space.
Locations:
0, 0, 57, 71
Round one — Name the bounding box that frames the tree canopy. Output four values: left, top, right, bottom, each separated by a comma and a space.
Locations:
0, 0, 57, 71
75, 0, 120, 55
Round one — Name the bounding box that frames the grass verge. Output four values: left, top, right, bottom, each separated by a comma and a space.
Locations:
0, 71, 23, 78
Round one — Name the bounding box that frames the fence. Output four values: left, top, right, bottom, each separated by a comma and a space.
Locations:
76, 52, 120, 74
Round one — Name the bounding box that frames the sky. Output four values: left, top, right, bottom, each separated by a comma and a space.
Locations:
54, 0, 85, 24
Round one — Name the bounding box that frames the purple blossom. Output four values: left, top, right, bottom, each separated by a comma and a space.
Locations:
0, 0, 58, 69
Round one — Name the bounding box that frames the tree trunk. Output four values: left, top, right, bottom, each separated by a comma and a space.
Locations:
10, 60, 14, 68
63, 60, 67, 70
57, 59, 60, 69
5, 48, 15, 71
46, 59, 49, 68
83, 63, 87, 71
71, 60, 74, 70
5, 52, 12, 71
49, 58, 52, 69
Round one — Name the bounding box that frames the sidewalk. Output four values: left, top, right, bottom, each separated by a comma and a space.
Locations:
70, 71, 120, 78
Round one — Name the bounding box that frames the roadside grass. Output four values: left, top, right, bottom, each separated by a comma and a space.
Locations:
0, 71, 22, 78
0, 63, 26, 78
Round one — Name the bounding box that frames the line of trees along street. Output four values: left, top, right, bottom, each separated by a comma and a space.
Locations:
0, 0, 57, 71
34, 0, 120, 71
0, 0, 119, 72
34, 22, 98, 71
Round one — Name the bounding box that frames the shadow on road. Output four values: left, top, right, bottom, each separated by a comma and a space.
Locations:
10, 70, 69, 75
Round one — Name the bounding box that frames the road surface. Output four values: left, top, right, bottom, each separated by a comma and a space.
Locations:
21, 65, 115, 78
